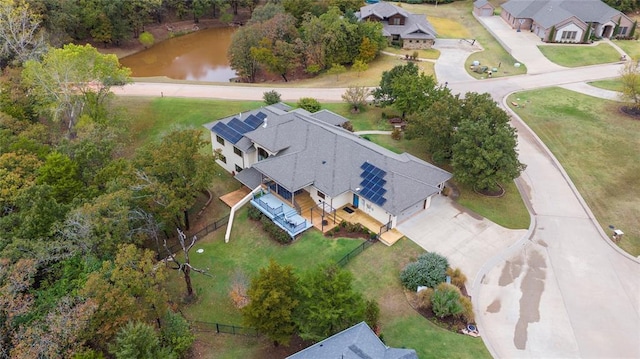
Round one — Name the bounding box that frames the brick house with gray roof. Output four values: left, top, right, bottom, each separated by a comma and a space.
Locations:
206, 103, 451, 235
500, 0, 634, 43
356, 2, 437, 49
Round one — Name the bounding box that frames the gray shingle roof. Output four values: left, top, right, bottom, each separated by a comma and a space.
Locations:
243, 107, 451, 216
356, 2, 436, 40
286, 322, 418, 359
501, 0, 623, 28
473, 0, 491, 8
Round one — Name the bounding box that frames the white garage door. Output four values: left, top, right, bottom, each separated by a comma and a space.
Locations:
397, 199, 426, 224
482, 8, 493, 16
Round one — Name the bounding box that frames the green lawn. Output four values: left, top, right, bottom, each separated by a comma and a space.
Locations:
384, 46, 441, 60
346, 238, 491, 359
171, 208, 365, 325
588, 79, 624, 92
365, 134, 530, 229
400, 1, 527, 78
537, 43, 620, 67
508, 88, 640, 256
613, 39, 640, 60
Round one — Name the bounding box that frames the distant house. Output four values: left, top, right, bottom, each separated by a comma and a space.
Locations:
356, 2, 437, 49
286, 322, 418, 359
206, 103, 451, 241
473, 0, 495, 17
500, 0, 634, 43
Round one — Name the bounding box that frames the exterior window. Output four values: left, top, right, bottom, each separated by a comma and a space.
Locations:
219, 154, 226, 163
317, 190, 325, 200
409, 40, 413, 43
216, 135, 225, 145
619, 27, 628, 35
233, 146, 242, 156
235, 165, 243, 172
561, 31, 577, 40
258, 147, 269, 161
390, 17, 401, 25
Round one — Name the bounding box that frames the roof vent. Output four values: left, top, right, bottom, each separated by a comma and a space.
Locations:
262, 118, 268, 128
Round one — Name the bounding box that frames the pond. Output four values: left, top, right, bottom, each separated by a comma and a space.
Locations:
120, 27, 236, 82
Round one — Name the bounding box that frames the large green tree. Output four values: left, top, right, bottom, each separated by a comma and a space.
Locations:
22, 43, 131, 134
295, 264, 369, 342
133, 129, 215, 229
451, 93, 526, 192
242, 260, 299, 346
0, 0, 48, 66
372, 62, 420, 107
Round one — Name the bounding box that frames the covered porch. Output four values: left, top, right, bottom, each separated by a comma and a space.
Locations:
336, 205, 404, 246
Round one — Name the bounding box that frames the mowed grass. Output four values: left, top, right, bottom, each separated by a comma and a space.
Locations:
322, 103, 396, 131
588, 79, 624, 92
613, 39, 640, 60
383, 46, 441, 59
537, 43, 620, 67
399, 1, 527, 78
169, 208, 365, 325
508, 88, 640, 256
345, 238, 491, 359
365, 134, 530, 229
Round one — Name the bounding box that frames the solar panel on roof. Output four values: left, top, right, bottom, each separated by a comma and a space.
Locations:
228, 118, 253, 134
212, 123, 243, 144
358, 161, 388, 208
244, 114, 263, 129
255, 112, 267, 120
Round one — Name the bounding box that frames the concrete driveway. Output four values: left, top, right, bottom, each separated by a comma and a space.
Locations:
397, 195, 526, 281
476, 15, 566, 74
432, 39, 482, 83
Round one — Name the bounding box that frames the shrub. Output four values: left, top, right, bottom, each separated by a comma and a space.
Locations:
446, 267, 467, 290
341, 121, 354, 132
416, 287, 434, 311
459, 296, 475, 323
139, 32, 155, 48
431, 283, 463, 319
305, 64, 321, 74
364, 299, 380, 329
400, 252, 448, 291
260, 216, 292, 244
263, 90, 281, 105
161, 311, 195, 358
391, 128, 402, 140
297, 97, 321, 113
247, 205, 263, 220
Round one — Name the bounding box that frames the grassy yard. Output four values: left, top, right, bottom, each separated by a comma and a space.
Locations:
321, 103, 396, 131
588, 79, 624, 92
346, 238, 492, 359
399, 1, 527, 78
365, 134, 530, 229
613, 39, 640, 60
537, 43, 620, 67
384, 46, 441, 60
508, 88, 640, 256
170, 209, 365, 324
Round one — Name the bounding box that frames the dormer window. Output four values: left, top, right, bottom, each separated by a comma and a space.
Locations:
390, 17, 401, 25
258, 147, 269, 161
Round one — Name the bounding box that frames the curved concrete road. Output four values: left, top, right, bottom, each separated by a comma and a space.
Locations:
113, 18, 640, 358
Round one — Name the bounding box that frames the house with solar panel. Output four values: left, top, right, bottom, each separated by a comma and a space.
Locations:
205, 103, 451, 244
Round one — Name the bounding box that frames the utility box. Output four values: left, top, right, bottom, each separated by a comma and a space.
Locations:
613, 229, 624, 241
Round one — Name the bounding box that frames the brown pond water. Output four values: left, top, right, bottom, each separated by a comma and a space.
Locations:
120, 27, 236, 82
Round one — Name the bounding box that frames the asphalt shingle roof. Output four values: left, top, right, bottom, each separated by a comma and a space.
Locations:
209, 104, 451, 216
501, 0, 623, 28
286, 322, 418, 359
356, 2, 436, 40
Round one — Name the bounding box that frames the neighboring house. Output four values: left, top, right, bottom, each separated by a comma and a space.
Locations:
473, 0, 495, 17
206, 103, 451, 239
356, 2, 437, 49
500, 0, 634, 43
286, 322, 418, 359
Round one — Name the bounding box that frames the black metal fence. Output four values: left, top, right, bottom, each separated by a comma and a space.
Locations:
158, 215, 229, 259
336, 239, 376, 267
192, 321, 259, 336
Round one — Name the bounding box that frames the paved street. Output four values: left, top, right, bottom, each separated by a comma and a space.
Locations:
113, 14, 640, 359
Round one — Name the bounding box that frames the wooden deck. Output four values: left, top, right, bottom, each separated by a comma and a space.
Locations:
219, 186, 251, 207
337, 206, 404, 246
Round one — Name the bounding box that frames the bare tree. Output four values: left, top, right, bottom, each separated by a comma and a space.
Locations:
163, 229, 211, 299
